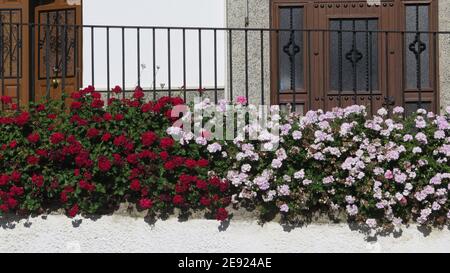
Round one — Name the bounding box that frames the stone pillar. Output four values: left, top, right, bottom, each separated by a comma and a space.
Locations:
439, 1, 450, 111
226, 0, 271, 105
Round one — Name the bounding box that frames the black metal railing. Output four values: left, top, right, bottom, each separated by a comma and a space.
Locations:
0, 22, 448, 114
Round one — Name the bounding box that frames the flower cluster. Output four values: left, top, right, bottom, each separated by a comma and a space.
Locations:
0, 86, 231, 221
2, 87, 450, 232
220, 103, 450, 230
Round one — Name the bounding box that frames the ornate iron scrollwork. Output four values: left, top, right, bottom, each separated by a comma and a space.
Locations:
345, 46, 363, 66
38, 9, 76, 80
0, 10, 22, 78
408, 34, 427, 59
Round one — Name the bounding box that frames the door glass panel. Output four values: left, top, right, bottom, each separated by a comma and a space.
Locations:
405, 4, 430, 89
38, 9, 76, 80
278, 7, 304, 92
329, 19, 378, 93
0, 9, 22, 79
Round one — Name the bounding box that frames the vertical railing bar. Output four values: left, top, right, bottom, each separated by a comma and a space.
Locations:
433, 32, 438, 113
61, 23, 67, 98
261, 29, 265, 105
245, 29, 249, 103
416, 5, 423, 109
401, 31, 406, 111
291, 29, 296, 112
45, 17, 51, 100
369, 31, 373, 115
16, 23, 21, 107
137, 27, 141, 87
338, 22, 343, 107
322, 30, 326, 110
55, 11, 59, 80
106, 26, 110, 100
307, 29, 312, 110
385, 31, 389, 110
168, 28, 171, 97
288, 8, 296, 112
91, 26, 94, 86
352, 21, 357, 105
9, 11, 12, 78
183, 28, 187, 101
365, 20, 369, 94
214, 29, 218, 103
122, 27, 125, 98
61, 10, 68, 97
31, 23, 36, 102
198, 29, 202, 99
228, 29, 233, 100
74, 25, 79, 93
152, 27, 156, 100
0, 20, 3, 109
276, 29, 280, 107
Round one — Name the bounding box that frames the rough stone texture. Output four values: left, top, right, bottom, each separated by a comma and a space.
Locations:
439, 0, 450, 110
1, 215, 450, 253
226, 0, 271, 105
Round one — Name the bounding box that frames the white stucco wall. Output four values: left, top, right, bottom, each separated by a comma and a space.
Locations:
82, 0, 226, 90
1, 214, 450, 253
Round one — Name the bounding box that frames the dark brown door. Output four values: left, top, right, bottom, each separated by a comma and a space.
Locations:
34, 0, 82, 103
271, 0, 439, 114
0, 0, 29, 107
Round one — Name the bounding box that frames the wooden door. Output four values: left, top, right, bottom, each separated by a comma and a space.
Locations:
0, 0, 29, 108
271, 0, 439, 114
34, 0, 82, 103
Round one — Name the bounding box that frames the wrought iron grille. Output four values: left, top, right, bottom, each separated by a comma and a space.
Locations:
0, 9, 21, 79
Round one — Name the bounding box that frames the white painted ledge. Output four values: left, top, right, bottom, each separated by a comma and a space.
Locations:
1, 215, 450, 253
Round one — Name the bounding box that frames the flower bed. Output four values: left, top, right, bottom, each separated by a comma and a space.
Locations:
1, 86, 450, 234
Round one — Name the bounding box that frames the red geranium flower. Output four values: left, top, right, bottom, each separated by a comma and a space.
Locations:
133, 87, 145, 100
27, 155, 39, 165
114, 114, 124, 121
91, 99, 104, 109
160, 137, 175, 150
50, 132, 65, 144
7, 198, 18, 209
10, 185, 24, 196
130, 179, 141, 192
1, 96, 12, 104
159, 151, 169, 161
141, 131, 157, 147
185, 159, 197, 169
112, 85, 122, 94
0, 175, 9, 186
68, 204, 79, 218
200, 196, 211, 207
71, 101, 82, 110
164, 161, 176, 170
86, 128, 100, 138
9, 140, 17, 149
15, 112, 30, 126
31, 174, 44, 188
215, 208, 229, 221
98, 156, 112, 172
173, 195, 184, 206
101, 132, 112, 142
196, 179, 208, 190
197, 159, 209, 168
10, 171, 21, 183
27, 132, 40, 144
175, 183, 189, 194
139, 198, 153, 209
